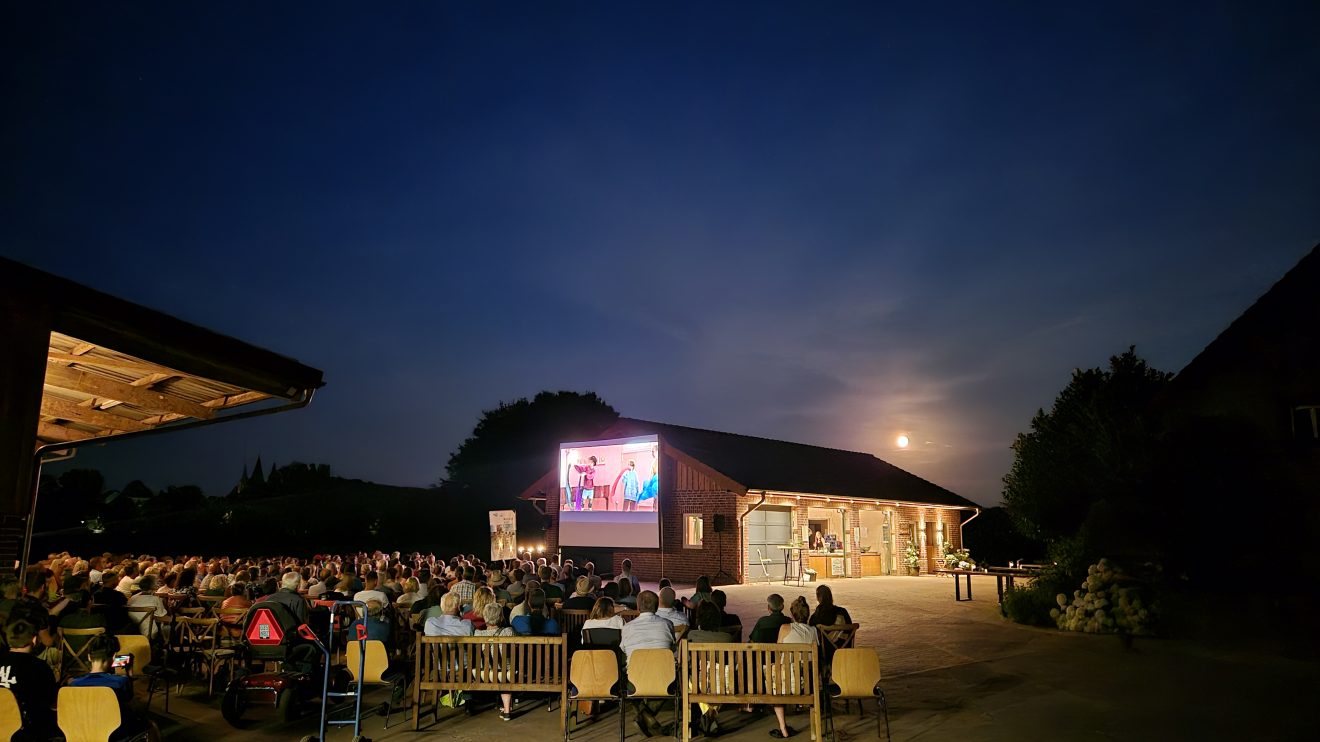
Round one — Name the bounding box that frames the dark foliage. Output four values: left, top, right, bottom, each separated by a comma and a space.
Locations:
1002, 347, 1173, 553
961, 506, 1043, 567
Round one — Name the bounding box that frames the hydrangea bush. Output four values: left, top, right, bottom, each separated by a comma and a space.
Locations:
1049, 558, 1156, 635
942, 542, 975, 570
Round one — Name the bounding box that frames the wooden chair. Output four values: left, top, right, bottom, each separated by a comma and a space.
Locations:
124, 606, 157, 637
182, 617, 237, 696
819, 623, 859, 651
624, 648, 679, 738
347, 640, 408, 729
719, 624, 743, 643
59, 627, 106, 678
114, 634, 152, 678
673, 624, 689, 642
559, 609, 591, 643
0, 687, 22, 741
217, 607, 248, 647
57, 686, 148, 741
565, 649, 623, 741
616, 609, 640, 623
825, 648, 889, 742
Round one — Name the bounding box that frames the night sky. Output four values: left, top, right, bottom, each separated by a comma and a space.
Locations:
6, 3, 1319, 507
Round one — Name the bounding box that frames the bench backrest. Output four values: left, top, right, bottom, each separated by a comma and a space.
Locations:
414, 634, 567, 693
681, 641, 819, 705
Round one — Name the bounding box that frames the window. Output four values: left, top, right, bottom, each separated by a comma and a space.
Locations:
936, 521, 946, 553
1293, 406, 1319, 444
684, 513, 704, 548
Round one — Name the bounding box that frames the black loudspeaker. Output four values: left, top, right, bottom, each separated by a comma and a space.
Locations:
713, 514, 726, 533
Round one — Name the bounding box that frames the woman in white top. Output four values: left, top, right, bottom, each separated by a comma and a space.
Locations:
771, 597, 818, 739
580, 597, 625, 641
126, 574, 167, 636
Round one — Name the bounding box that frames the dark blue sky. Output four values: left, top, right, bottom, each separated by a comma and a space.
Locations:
6, 2, 1319, 506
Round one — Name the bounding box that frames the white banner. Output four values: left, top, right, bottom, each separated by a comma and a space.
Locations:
489, 510, 517, 562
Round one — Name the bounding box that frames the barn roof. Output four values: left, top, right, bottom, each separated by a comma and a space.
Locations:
598, 417, 977, 509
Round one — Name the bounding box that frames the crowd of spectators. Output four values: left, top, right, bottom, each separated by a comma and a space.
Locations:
1, 550, 854, 739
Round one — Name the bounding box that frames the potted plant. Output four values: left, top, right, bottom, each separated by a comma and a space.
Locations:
904, 542, 921, 576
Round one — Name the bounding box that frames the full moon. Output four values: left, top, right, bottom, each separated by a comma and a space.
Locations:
896, 435, 910, 449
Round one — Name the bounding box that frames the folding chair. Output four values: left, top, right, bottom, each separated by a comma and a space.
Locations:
57, 686, 148, 742
624, 648, 679, 739
565, 649, 623, 742
756, 549, 775, 582
0, 688, 21, 740
825, 648, 889, 742
346, 640, 409, 729
59, 627, 106, 678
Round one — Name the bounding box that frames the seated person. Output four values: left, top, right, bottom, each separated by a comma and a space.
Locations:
562, 576, 597, 610
461, 587, 495, 630
260, 572, 309, 626
749, 593, 790, 642
618, 590, 674, 737
537, 566, 563, 599
686, 601, 733, 643
505, 582, 529, 619
57, 590, 106, 676
423, 592, 474, 636
581, 596, 624, 640
68, 634, 156, 741
655, 587, 688, 626
126, 574, 167, 636
1, 600, 57, 740
808, 584, 853, 627
349, 599, 393, 648
220, 582, 253, 623
681, 575, 714, 611
510, 588, 560, 636
616, 576, 637, 608
709, 590, 736, 627
771, 597, 819, 740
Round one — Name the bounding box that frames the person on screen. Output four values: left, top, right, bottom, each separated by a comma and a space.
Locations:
637, 466, 658, 506
571, 455, 598, 511
612, 459, 642, 512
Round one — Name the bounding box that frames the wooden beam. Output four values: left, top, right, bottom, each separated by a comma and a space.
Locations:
47, 351, 179, 378
131, 372, 176, 388
202, 390, 269, 408
69, 342, 96, 356
40, 397, 150, 433
43, 365, 215, 420
36, 421, 92, 444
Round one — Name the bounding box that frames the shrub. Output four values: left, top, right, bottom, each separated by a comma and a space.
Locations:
1001, 583, 1058, 626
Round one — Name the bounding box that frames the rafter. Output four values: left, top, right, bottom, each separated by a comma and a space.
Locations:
40, 397, 149, 433
36, 421, 92, 444
44, 365, 215, 420
47, 351, 185, 379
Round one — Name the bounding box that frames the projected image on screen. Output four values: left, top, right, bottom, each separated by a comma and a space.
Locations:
559, 435, 660, 548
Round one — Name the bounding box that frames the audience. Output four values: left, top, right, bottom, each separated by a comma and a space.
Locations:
424, 592, 474, 636
511, 588, 560, 636
581, 596, 624, 640
771, 597, 819, 739
562, 576, 597, 610
0, 600, 57, 740
655, 586, 689, 626
808, 584, 852, 626
749, 593, 790, 642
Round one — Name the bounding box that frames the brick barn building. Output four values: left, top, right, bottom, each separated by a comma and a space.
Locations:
520, 418, 981, 584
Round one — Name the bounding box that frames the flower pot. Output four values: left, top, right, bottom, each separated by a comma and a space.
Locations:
907, 566, 921, 576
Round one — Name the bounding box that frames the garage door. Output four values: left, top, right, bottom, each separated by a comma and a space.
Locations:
745, 506, 793, 581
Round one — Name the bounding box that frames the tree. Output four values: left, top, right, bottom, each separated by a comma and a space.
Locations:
1002, 348, 1173, 549
440, 391, 618, 550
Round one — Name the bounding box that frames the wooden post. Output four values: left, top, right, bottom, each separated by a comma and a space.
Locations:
0, 286, 51, 574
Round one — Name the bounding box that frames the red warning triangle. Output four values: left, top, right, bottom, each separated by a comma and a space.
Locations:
245, 607, 285, 646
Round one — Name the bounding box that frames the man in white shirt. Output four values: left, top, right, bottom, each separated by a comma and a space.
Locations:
620, 590, 675, 737
352, 571, 389, 614
655, 587, 688, 626
619, 591, 675, 663
115, 563, 140, 597
423, 593, 475, 637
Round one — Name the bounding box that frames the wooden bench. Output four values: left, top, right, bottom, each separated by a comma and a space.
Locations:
412, 634, 567, 731
681, 641, 822, 742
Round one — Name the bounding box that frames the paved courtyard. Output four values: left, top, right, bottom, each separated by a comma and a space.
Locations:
150, 576, 1313, 741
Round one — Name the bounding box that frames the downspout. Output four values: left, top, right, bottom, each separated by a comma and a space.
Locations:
738, 489, 767, 583
959, 507, 981, 550
20, 389, 316, 580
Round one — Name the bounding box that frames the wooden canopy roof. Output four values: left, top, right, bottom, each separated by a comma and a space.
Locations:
2, 257, 325, 450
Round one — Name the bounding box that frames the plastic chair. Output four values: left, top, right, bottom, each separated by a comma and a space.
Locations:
346, 640, 409, 729
59, 627, 107, 678
826, 648, 889, 742
565, 649, 623, 742
581, 627, 622, 647
624, 648, 678, 738
114, 634, 152, 678
57, 685, 148, 742
0, 687, 22, 740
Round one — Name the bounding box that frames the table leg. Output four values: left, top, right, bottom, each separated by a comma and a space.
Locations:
996, 575, 1004, 603
967, 574, 972, 600
954, 575, 961, 601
